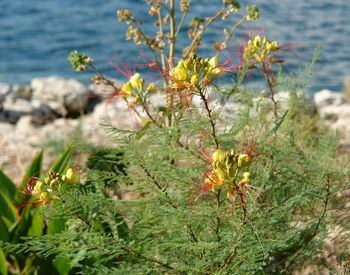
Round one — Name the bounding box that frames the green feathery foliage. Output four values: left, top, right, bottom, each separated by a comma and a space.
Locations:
2, 1, 349, 274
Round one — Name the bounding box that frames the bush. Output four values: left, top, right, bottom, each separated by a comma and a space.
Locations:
1, 1, 349, 274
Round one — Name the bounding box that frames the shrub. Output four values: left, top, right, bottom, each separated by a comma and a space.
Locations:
2, 1, 349, 274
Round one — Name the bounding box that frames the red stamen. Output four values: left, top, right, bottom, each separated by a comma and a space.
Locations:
109, 54, 134, 79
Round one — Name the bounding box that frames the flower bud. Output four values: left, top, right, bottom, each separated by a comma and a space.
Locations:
50, 178, 57, 187
253, 36, 262, 48
270, 41, 278, 51
211, 67, 223, 78
139, 78, 145, 90
146, 82, 155, 92
65, 168, 79, 185
40, 191, 51, 205
32, 181, 43, 198
237, 154, 251, 168
239, 172, 250, 185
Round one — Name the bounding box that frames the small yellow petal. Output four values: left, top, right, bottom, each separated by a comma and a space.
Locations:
129, 73, 140, 89
40, 192, 51, 205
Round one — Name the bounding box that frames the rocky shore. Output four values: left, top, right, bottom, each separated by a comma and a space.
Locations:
1, 76, 350, 179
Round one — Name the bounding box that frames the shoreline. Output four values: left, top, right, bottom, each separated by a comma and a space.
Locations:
1, 75, 350, 180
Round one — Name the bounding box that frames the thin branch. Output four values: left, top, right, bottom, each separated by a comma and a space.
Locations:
199, 89, 219, 149
283, 174, 332, 272
219, 16, 246, 52
246, 217, 266, 258
183, 7, 226, 59
157, 9, 167, 80
169, 0, 176, 67
139, 163, 177, 209
261, 62, 278, 121
175, 1, 191, 38
126, 15, 162, 71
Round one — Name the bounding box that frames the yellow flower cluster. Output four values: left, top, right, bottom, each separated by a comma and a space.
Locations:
243, 36, 278, 64
120, 73, 156, 105
169, 53, 224, 90
206, 149, 253, 198
32, 168, 80, 206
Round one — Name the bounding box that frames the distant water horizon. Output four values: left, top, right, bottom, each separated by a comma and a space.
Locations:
1, 0, 349, 94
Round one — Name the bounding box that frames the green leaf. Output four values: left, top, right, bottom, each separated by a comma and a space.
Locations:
47, 218, 66, 235
53, 257, 71, 275
0, 248, 7, 275
136, 121, 151, 140
0, 218, 8, 242
0, 170, 17, 200
27, 208, 43, 237
50, 144, 75, 174
47, 202, 66, 235
14, 150, 43, 204
0, 191, 18, 224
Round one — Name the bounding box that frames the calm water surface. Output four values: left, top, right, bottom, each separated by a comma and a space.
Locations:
0, 0, 349, 93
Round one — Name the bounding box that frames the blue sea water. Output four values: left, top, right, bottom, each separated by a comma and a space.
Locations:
0, 0, 349, 94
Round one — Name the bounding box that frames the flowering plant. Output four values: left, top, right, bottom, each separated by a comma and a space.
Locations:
1, 1, 348, 274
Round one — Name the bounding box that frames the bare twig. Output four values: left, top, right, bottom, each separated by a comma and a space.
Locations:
184, 7, 226, 58
261, 62, 278, 120
199, 90, 219, 149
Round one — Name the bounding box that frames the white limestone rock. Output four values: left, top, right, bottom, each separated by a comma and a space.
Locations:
329, 117, 350, 147
1, 96, 33, 123
88, 79, 122, 96
314, 89, 343, 108
31, 99, 57, 125
13, 84, 32, 100
0, 82, 10, 104
31, 76, 88, 116
3, 96, 33, 113
318, 104, 350, 121
16, 115, 34, 129
343, 76, 350, 104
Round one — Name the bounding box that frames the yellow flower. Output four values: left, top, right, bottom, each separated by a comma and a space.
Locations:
146, 82, 155, 92
190, 74, 199, 86
65, 168, 79, 185
210, 67, 223, 78
208, 56, 218, 69
237, 154, 251, 168
121, 82, 133, 98
32, 181, 43, 198
270, 41, 278, 51
171, 65, 188, 81
40, 191, 51, 205
238, 172, 250, 186
50, 178, 58, 187
253, 36, 262, 48
129, 73, 140, 89
212, 149, 226, 169
214, 168, 226, 188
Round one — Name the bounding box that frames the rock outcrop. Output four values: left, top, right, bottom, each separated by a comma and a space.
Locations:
31, 76, 88, 116
313, 88, 350, 147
